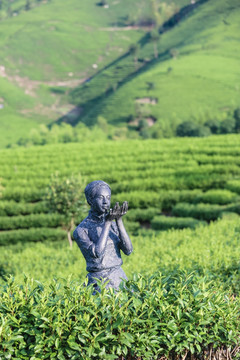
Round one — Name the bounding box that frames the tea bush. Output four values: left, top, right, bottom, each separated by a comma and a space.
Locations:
1, 187, 45, 202
193, 189, 239, 205
172, 202, 240, 222
226, 202, 240, 215
0, 213, 64, 231
151, 216, 206, 230
226, 180, 240, 195
0, 201, 48, 216
172, 203, 224, 221
0, 228, 65, 246
125, 207, 160, 222
0, 272, 239, 360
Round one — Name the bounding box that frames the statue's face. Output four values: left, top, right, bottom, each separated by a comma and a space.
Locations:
91, 186, 111, 214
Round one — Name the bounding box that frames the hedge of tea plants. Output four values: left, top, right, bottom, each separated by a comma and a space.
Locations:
0, 271, 239, 360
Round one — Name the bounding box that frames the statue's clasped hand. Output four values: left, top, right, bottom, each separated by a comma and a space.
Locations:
105, 201, 128, 221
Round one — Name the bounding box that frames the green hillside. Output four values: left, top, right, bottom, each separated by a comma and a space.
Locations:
0, 0, 240, 147
69, 0, 240, 133
0, 0, 151, 80
0, 0, 155, 147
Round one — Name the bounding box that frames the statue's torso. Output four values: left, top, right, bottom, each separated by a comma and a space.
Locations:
74, 213, 123, 272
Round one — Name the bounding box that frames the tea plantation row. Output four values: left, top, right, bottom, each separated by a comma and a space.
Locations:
0, 135, 239, 244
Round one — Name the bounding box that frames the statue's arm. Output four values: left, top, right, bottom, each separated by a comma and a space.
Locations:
116, 218, 133, 255
94, 220, 112, 258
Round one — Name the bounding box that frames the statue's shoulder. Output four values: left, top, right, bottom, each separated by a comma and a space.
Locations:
73, 217, 90, 240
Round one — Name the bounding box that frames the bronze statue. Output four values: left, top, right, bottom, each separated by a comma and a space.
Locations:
73, 180, 133, 291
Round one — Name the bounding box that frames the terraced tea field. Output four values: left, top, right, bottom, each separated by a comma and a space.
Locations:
0, 134, 239, 246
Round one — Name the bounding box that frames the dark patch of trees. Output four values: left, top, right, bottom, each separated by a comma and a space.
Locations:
177, 108, 240, 137
176, 122, 211, 138
96, 0, 108, 7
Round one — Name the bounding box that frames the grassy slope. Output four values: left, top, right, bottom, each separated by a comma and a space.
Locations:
0, 0, 147, 80
0, 77, 38, 147
1, 0, 239, 146
71, 0, 240, 128
0, 0, 152, 147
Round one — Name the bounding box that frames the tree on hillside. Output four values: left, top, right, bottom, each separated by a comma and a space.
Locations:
150, 29, 160, 58
147, 1, 162, 59
25, 0, 31, 11
45, 173, 86, 247
146, 81, 155, 92
97, 115, 109, 133
128, 43, 139, 69
204, 119, 221, 134
220, 118, 235, 134
4, 0, 12, 17
170, 48, 179, 59
97, 0, 108, 7
234, 108, 240, 132
177, 121, 211, 137
150, 0, 161, 28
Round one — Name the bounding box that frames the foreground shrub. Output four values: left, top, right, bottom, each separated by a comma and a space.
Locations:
0, 272, 239, 360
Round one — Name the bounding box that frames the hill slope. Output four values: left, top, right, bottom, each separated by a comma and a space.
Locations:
1, 0, 239, 146
69, 0, 240, 133
1, 0, 158, 147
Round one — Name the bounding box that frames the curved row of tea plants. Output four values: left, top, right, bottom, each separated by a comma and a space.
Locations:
1, 217, 239, 293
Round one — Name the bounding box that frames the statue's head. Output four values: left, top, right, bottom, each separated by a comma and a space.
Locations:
85, 180, 111, 214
